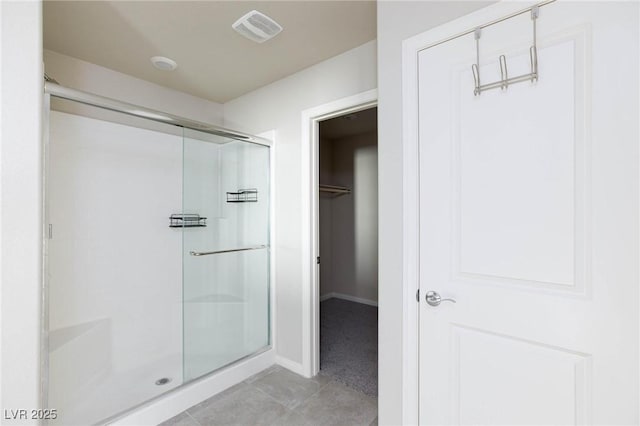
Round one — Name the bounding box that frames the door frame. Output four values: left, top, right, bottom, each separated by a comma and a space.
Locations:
300, 89, 377, 378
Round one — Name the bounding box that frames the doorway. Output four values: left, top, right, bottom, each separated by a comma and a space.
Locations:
316, 107, 378, 397
300, 89, 377, 380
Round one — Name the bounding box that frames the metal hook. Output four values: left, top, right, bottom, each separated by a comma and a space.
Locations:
472, 64, 480, 96
499, 55, 508, 90
473, 28, 481, 96
530, 5, 539, 83
529, 46, 538, 82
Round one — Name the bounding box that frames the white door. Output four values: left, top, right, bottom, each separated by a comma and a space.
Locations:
413, 1, 639, 424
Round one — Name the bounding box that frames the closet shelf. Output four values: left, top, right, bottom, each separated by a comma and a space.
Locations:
319, 184, 351, 196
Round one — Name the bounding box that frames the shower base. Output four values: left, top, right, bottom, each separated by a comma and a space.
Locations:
50, 354, 182, 426
111, 347, 275, 426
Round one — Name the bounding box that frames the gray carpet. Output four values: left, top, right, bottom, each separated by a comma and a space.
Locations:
319, 298, 378, 398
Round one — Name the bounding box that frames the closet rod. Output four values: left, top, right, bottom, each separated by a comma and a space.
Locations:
417, 0, 555, 53
319, 184, 351, 195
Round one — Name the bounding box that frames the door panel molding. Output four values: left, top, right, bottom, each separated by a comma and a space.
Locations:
450, 324, 591, 425
449, 27, 592, 297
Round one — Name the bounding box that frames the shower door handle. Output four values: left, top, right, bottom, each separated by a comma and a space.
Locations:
189, 245, 267, 257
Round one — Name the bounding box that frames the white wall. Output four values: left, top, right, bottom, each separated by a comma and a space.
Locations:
0, 37, 263, 422
223, 40, 377, 367
376, 1, 493, 423
320, 131, 378, 303
0, 1, 43, 423
44, 50, 224, 126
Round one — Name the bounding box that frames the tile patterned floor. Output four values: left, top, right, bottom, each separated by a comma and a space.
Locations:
160, 366, 378, 426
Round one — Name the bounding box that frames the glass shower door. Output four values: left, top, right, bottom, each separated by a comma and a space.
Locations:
182, 129, 270, 381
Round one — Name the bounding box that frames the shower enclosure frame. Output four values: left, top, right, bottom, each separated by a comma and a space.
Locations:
40, 82, 275, 424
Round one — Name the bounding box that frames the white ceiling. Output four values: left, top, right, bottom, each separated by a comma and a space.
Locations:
43, 1, 377, 103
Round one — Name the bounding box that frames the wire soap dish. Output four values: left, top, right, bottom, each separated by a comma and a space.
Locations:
227, 189, 258, 203
169, 214, 207, 228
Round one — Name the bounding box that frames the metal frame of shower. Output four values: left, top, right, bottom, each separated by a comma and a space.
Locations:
40, 82, 274, 425
43, 82, 272, 146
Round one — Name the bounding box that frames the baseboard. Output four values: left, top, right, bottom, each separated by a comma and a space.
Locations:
319, 292, 334, 302
319, 292, 378, 307
275, 355, 306, 376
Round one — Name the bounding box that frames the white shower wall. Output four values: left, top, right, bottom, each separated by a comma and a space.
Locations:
48, 111, 184, 424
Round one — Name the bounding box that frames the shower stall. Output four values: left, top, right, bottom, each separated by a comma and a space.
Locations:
42, 83, 271, 425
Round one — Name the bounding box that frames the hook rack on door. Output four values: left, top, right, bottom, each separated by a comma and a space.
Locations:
472, 6, 539, 96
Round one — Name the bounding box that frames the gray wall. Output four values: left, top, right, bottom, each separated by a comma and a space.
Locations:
320, 131, 378, 303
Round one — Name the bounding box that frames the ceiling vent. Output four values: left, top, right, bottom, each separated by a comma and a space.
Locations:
232, 10, 283, 44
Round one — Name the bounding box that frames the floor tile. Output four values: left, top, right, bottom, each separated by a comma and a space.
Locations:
159, 412, 200, 426
244, 364, 283, 384
188, 385, 288, 426
293, 380, 377, 426
267, 409, 312, 426
252, 369, 322, 409
311, 372, 332, 388
186, 382, 250, 414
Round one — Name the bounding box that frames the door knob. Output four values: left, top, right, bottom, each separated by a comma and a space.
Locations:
425, 291, 456, 307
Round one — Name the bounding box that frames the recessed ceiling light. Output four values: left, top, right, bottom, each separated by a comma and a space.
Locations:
232, 10, 283, 43
150, 56, 178, 71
